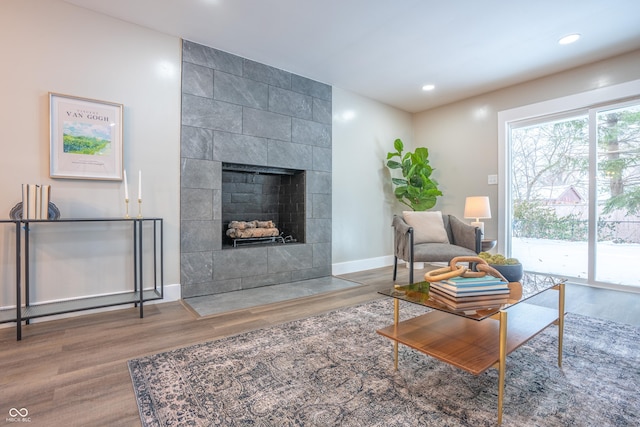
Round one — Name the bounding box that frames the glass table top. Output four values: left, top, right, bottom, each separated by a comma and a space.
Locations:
379, 272, 566, 321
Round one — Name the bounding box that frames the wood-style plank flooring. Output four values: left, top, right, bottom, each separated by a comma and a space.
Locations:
0, 266, 638, 426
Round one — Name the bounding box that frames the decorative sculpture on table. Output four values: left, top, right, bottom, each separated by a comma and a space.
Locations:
10, 184, 60, 220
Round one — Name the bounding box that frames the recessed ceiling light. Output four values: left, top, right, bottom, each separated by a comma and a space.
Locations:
422, 84, 435, 91
558, 34, 581, 45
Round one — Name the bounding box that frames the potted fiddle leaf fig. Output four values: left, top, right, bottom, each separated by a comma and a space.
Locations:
386, 138, 443, 211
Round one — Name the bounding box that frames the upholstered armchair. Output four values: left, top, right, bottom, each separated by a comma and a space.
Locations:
392, 212, 482, 284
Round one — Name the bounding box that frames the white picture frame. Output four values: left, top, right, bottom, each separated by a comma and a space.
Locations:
49, 92, 123, 180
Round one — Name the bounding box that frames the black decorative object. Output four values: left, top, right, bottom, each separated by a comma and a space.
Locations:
9, 202, 60, 220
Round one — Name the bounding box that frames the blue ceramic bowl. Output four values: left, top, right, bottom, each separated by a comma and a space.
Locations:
490, 263, 523, 282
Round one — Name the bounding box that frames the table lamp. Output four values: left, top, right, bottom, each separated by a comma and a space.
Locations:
464, 196, 491, 236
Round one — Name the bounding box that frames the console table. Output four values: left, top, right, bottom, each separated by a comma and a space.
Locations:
0, 217, 163, 340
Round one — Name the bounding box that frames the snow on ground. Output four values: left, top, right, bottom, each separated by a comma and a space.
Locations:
512, 238, 640, 287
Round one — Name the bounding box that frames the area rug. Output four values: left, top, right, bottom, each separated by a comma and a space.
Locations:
128, 299, 640, 426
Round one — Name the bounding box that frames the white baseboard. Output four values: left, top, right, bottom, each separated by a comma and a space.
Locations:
161, 282, 181, 302
332, 255, 397, 275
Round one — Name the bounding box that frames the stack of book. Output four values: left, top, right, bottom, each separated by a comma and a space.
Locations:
430, 275, 510, 311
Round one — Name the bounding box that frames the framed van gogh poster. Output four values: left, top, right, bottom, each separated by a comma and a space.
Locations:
49, 93, 123, 180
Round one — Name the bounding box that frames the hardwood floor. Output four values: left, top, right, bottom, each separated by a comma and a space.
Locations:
0, 266, 638, 426
0, 270, 389, 426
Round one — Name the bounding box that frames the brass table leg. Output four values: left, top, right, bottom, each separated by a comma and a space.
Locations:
394, 298, 399, 370
497, 310, 507, 425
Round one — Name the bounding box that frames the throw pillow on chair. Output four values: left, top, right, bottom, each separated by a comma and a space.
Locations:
402, 210, 449, 243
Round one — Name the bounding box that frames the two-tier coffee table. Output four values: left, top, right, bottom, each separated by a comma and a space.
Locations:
377, 273, 566, 425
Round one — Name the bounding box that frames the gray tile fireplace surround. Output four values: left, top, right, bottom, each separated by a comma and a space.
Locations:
180, 40, 332, 299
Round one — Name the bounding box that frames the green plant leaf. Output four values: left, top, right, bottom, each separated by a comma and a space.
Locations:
413, 199, 435, 211
393, 138, 404, 152
420, 165, 433, 177
424, 188, 443, 197
402, 159, 412, 176
414, 147, 429, 162
409, 175, 424, 188
407, 163, 418, 179
386, 160, 401, 169
407, 186, 420, 197
394, 186, 408, 197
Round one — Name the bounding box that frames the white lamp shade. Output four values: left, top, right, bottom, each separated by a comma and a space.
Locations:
464, 196, 491, 220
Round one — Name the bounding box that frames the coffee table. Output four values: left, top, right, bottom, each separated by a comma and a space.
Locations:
377, 272, 566, 425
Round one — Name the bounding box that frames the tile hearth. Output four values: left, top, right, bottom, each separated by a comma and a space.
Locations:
183, 276, 361, 317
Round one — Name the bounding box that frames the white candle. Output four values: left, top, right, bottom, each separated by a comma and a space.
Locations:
124, 170, 129, 200
138, 170, 142, 200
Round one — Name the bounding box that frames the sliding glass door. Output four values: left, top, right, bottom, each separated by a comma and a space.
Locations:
508, 100, 640, 289
594, 103, 640, 286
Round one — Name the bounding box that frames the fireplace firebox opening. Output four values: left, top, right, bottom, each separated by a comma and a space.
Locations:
222, 163, 305, 249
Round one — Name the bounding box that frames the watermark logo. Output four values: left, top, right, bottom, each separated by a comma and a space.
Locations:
6, 408, 31, 423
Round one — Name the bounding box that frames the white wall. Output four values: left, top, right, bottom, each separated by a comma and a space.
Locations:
3, 1, 639, 308
331, 88, 413, 274
0, 0, 412, 310
0, 0, 181, 309
413, 49, 640, 244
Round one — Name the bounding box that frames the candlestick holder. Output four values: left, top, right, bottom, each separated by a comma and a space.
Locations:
137, 198, 143, 218
124, 198, 130, 219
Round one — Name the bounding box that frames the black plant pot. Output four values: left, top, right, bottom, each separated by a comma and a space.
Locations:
490, 263, 523, 282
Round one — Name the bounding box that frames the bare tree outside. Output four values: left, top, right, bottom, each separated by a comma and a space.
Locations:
509, 103, 640, 287
599, 108, 640, 217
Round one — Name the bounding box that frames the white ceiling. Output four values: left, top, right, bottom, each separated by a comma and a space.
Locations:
64, 0, 640, 113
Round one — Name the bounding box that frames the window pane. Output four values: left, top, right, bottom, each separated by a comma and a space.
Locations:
595, 103, 640, 287
511, 115, 589, 278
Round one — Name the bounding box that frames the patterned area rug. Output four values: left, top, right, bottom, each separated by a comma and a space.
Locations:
128, 299, 639, 426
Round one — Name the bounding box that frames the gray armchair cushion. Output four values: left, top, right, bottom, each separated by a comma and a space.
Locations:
449, 215, 478, 251
412, 242, 477, 262
392, 213, 481, 283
